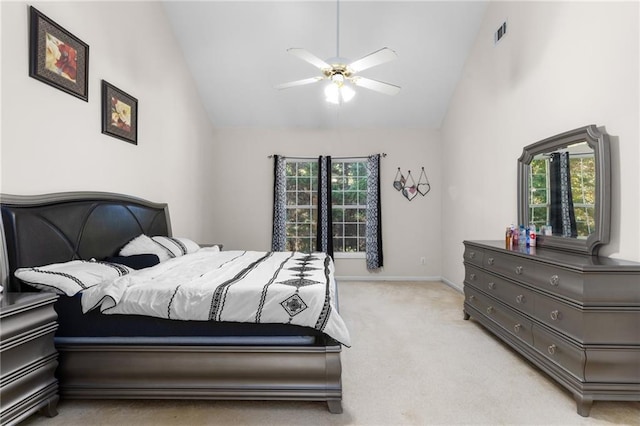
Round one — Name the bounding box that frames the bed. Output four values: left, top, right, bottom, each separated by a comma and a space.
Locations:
0, 191, 346, 414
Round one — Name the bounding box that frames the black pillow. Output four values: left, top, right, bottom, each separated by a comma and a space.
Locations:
103, 254, 160, 270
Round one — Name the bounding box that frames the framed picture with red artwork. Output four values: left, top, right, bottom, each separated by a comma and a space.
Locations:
101, 80, 138, 145
29, 6, 89, 101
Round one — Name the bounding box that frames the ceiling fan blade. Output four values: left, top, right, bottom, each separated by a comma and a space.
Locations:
287, 48, 331, 71
275, 76, 324, 90
351, 76, 401, 96
348, 47, 398, 73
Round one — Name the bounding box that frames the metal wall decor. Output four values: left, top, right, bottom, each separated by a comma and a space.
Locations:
393, 167, 430, 201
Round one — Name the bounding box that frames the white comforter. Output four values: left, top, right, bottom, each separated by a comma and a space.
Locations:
81, 249, 350, 346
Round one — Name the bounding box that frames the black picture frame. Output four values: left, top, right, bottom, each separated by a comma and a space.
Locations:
101, 81, 138, 145
29, 6, 89, 101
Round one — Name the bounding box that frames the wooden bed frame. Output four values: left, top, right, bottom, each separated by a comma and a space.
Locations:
0, 192, 343, 413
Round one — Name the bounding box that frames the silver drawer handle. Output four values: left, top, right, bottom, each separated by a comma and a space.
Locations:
514, 323, 521, 333
486, 306, 494, 315
547, 344, 557, 355
487, 257, 495, 265
470, 273, 476, 281
488, 282, 496, 290
515, 266, 524, 275
550, 310, 560, 321
550, 275, 559, 286
516, 295, 525, 304
469, 251, 476, 259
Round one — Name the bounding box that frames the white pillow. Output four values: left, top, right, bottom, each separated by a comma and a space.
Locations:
14, 260, 132, 296
151, 236, 200, 257
119, 234, 200, 262
119, 234, 172, 262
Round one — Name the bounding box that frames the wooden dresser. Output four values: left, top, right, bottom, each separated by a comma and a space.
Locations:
0, 293, 59, 425
462, 240, 640, 416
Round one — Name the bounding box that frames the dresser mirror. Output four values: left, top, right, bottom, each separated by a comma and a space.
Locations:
517, 125, 611, 255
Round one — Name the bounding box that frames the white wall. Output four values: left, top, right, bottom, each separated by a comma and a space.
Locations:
441, 1, 640, 289
206, 127, 442, 279
0, 1, 215, 238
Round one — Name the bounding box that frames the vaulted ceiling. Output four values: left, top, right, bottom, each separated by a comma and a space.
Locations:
163, 1, 487, 129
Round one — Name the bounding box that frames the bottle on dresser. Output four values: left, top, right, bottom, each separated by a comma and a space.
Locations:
529, 223, 537, 247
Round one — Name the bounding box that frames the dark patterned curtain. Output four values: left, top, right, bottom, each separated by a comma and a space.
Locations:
549, 152, 577, 237
366, 154, 383, 269
271, 155, 287, 251
316, 156, 334, 258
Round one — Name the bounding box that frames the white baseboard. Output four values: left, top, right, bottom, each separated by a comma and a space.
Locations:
440, 277, 463, 293
335, 275, 442, 282
334, 275, 464, 294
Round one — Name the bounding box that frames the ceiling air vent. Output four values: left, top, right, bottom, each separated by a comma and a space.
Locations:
494, 21, 507, 45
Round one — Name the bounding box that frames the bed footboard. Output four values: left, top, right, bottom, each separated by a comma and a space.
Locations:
55, 343, 343, 413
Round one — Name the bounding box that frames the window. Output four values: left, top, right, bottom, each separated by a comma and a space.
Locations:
570, 155, 596, 236
529, 157, 549, 229
331, 161, 368, 253
528, 155, 595, 237
284, 159, 368, 254
285, 161, 318, 253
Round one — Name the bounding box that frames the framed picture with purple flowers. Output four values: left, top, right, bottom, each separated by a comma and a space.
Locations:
29, 6, 89, 101
101, 80, 138, 145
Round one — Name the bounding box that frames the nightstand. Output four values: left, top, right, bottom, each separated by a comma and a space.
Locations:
1, 293, 59, 425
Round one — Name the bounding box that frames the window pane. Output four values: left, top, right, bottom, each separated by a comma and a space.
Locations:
332, 208, 344, 222
298, 177, 311, 191
531, 189, 547, 205
345, 238, 358, 252
344, 224, 357, 237
286, 209, 296, 223
301, 208, 312, 222
332, 177, 345, 191
297, 191, 310, 205
298, 162, 310, 176
344, 191, 357, 205
298, 239, 311, 253
344, 208, 357, 222
298, 223, 311, 236
332, 223, 344, 237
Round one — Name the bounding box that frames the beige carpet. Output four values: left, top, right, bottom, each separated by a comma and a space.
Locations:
21, 281, 640, 425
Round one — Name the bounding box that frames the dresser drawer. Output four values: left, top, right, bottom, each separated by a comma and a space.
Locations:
533, 263, 585, 301
532, 325, 585, 380
483, 251, 537, 284
585, 346, 640, 383
482, 273, 536, 316
463, 246, 484, 267
465, 287, 533, 346
0, 327, 58, 379
464, 265, 487, 292
534, 295, 584, 342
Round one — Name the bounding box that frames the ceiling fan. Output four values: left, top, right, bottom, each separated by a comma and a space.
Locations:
275, 1, 400, 104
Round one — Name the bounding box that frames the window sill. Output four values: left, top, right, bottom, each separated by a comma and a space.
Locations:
333, 252, 366, 259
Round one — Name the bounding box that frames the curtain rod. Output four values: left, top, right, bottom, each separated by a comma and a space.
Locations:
268, 153, 387, 160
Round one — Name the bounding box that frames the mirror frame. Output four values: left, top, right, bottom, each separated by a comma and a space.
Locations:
517, 125, 611, 255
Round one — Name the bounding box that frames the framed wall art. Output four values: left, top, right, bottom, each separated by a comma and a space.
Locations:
101, 80, 138, 145
29, 6, 89, 101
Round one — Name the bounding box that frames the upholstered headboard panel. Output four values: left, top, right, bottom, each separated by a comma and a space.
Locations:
1, 192, 171, 292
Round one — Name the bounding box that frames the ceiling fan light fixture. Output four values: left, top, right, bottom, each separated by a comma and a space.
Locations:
324, 79, 355, 105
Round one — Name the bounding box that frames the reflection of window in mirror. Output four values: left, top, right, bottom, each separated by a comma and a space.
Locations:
528, 143, 596, 238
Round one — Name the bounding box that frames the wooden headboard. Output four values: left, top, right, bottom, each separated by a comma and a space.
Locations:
1, 192, 171, 292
